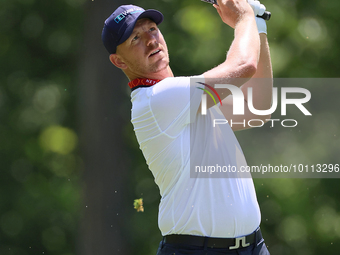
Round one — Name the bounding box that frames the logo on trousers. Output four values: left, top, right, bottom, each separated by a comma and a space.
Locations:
229, 236, 250, 250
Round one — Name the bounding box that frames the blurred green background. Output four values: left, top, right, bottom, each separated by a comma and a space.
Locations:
0, 0, 339, 254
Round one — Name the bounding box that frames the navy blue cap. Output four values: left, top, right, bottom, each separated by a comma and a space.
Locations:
102, 5, 164, 54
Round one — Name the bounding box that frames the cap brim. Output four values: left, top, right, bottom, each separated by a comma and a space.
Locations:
118, 9, 164, 46
138, 9, 164, 25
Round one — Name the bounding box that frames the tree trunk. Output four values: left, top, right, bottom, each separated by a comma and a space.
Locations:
77, 1, 132, 254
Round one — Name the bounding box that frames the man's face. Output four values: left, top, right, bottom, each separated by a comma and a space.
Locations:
114, 18, 170, 78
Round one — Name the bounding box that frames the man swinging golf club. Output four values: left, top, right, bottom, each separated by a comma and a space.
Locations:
102, 0, 273, 254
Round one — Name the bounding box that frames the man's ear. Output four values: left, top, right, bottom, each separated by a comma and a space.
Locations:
109, 54, 128, 69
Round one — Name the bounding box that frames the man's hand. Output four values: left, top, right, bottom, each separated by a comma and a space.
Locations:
213, 0, 255, 29
247, 0, 266, 17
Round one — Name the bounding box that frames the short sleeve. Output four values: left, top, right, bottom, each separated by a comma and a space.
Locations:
150, 76, 204, 135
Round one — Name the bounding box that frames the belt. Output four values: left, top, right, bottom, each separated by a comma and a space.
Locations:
163, 227, 263, 250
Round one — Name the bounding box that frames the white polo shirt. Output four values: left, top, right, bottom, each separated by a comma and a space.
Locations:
130, 76, 261, 238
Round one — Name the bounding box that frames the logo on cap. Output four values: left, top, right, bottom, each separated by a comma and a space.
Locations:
114, 7, 144, 23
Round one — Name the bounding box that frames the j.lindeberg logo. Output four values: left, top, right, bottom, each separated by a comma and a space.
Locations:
196, 83, 312, 128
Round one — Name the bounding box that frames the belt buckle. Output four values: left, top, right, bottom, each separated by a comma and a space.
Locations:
229, 236, 250, 250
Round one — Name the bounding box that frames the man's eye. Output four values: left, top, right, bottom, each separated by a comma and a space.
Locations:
150, 27, 156, 32
132, 35, 139, 41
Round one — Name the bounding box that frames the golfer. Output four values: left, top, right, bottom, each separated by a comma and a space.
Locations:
102, 0, 272, 254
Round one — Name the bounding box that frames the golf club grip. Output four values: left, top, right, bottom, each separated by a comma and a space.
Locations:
257, 11, 271, 21
201, 0, 271, 21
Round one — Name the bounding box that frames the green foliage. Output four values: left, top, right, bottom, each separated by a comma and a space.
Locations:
0, 0, 84, 254
1, 0, 339, 255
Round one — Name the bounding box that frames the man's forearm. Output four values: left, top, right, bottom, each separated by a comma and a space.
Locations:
202, 14, 261, 110
252, 34, 272, 79
203, 0, 261, 81
241, 33, 273, 112
225, 15, 261, 79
